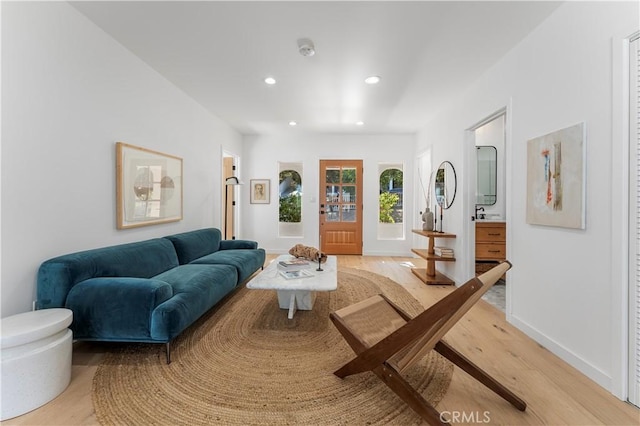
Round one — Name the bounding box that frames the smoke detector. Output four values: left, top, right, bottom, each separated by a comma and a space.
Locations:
297, 38, 315, 57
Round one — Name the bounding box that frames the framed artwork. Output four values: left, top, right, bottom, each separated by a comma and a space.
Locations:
526, 123, 586, 229
250, 179, 270, 204
116, 142, 183, 229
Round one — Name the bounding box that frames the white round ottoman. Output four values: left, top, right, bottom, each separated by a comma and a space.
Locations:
1, 308, 73, 420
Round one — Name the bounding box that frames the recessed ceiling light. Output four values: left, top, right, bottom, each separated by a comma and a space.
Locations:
364, 76, 381, 85
356, 121, 364, 126
264, 77, 276, 85
289, 121, 297, 126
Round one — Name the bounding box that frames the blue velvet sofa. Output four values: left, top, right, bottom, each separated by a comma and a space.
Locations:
36, 228, 265, 362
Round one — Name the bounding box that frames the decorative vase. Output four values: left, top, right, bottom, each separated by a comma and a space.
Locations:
422, 208, 434, 231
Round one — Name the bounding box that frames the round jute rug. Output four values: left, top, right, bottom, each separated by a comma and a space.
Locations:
92, 268, 453, 425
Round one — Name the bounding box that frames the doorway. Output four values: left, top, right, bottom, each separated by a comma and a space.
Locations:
223, 154, 239, 240
466, 109, 508, 313
319, 159, 363, 254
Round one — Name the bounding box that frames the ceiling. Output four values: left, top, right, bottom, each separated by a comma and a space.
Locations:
70, 1, 561, 135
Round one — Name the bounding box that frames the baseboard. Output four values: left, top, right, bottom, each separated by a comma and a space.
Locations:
363, 250, 414, 257
266, 250, 415, 257
508, 314, 613, 395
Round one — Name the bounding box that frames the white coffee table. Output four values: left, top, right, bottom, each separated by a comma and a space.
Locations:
247, 255, 337, 319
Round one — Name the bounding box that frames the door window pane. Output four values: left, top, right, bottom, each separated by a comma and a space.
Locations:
326, 204, 340, 222
342, 185, 356, 203
326, 185, 340, 203
326, 168, 340, 184
342, 167, 356, 183
342, 204, 357, 222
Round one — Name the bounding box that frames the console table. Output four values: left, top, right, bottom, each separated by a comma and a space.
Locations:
411, 229, 456, 285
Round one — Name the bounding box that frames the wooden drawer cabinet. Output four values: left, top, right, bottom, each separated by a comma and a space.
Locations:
475, 222, 506, 261
476, 243, 506, 260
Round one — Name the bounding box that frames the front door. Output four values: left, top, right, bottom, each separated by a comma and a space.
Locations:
319, 160, 363, 254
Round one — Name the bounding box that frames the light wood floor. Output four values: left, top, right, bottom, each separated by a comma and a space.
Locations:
6, 256, 639, 425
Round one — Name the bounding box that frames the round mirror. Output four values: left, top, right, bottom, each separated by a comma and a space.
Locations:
434, 161, 457, 209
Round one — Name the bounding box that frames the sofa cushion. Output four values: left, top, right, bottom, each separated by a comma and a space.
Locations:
66, 277, 173, 340
150, 264, 237, 341
38, 238, 179, 309
164, 228, 222, 265
190, 248, 266, 283
220, 239, 258, 250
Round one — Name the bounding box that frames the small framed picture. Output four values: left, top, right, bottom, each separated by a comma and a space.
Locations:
250, 179, 270, 204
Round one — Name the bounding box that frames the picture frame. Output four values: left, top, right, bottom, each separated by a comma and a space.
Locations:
250, 179, 270, 204
116, 142, 183, 229
526, 122, 586, 229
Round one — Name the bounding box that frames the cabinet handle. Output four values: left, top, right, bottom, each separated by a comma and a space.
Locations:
488, 250, 501, 253
488, 233, 501, 236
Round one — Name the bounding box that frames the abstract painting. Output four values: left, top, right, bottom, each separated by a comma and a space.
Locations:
526, 123, 585, 229
116, 142, 183, 229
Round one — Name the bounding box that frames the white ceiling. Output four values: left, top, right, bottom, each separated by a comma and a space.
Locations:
70, 1, 562, 135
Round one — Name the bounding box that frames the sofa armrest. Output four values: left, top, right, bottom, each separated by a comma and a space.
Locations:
65, 277, 173, 340
220, 239, 258, 250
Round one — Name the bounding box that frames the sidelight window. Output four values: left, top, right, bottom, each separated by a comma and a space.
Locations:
278, 162, 303, 237
378, 164, 404, 239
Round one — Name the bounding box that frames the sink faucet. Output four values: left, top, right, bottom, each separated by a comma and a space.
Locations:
475, 206, 485, 220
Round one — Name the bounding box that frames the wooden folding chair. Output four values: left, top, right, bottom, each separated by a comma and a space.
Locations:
330, 261, 526, 425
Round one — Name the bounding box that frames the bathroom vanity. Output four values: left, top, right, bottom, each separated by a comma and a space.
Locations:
475, 221, 506, 277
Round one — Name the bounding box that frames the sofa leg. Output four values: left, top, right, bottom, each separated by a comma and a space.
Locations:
165, 342, 171, 364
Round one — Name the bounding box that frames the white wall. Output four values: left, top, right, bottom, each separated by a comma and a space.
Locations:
1, 2, 243, 317
416, 1, 638, 396
243, 133, 415, 256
